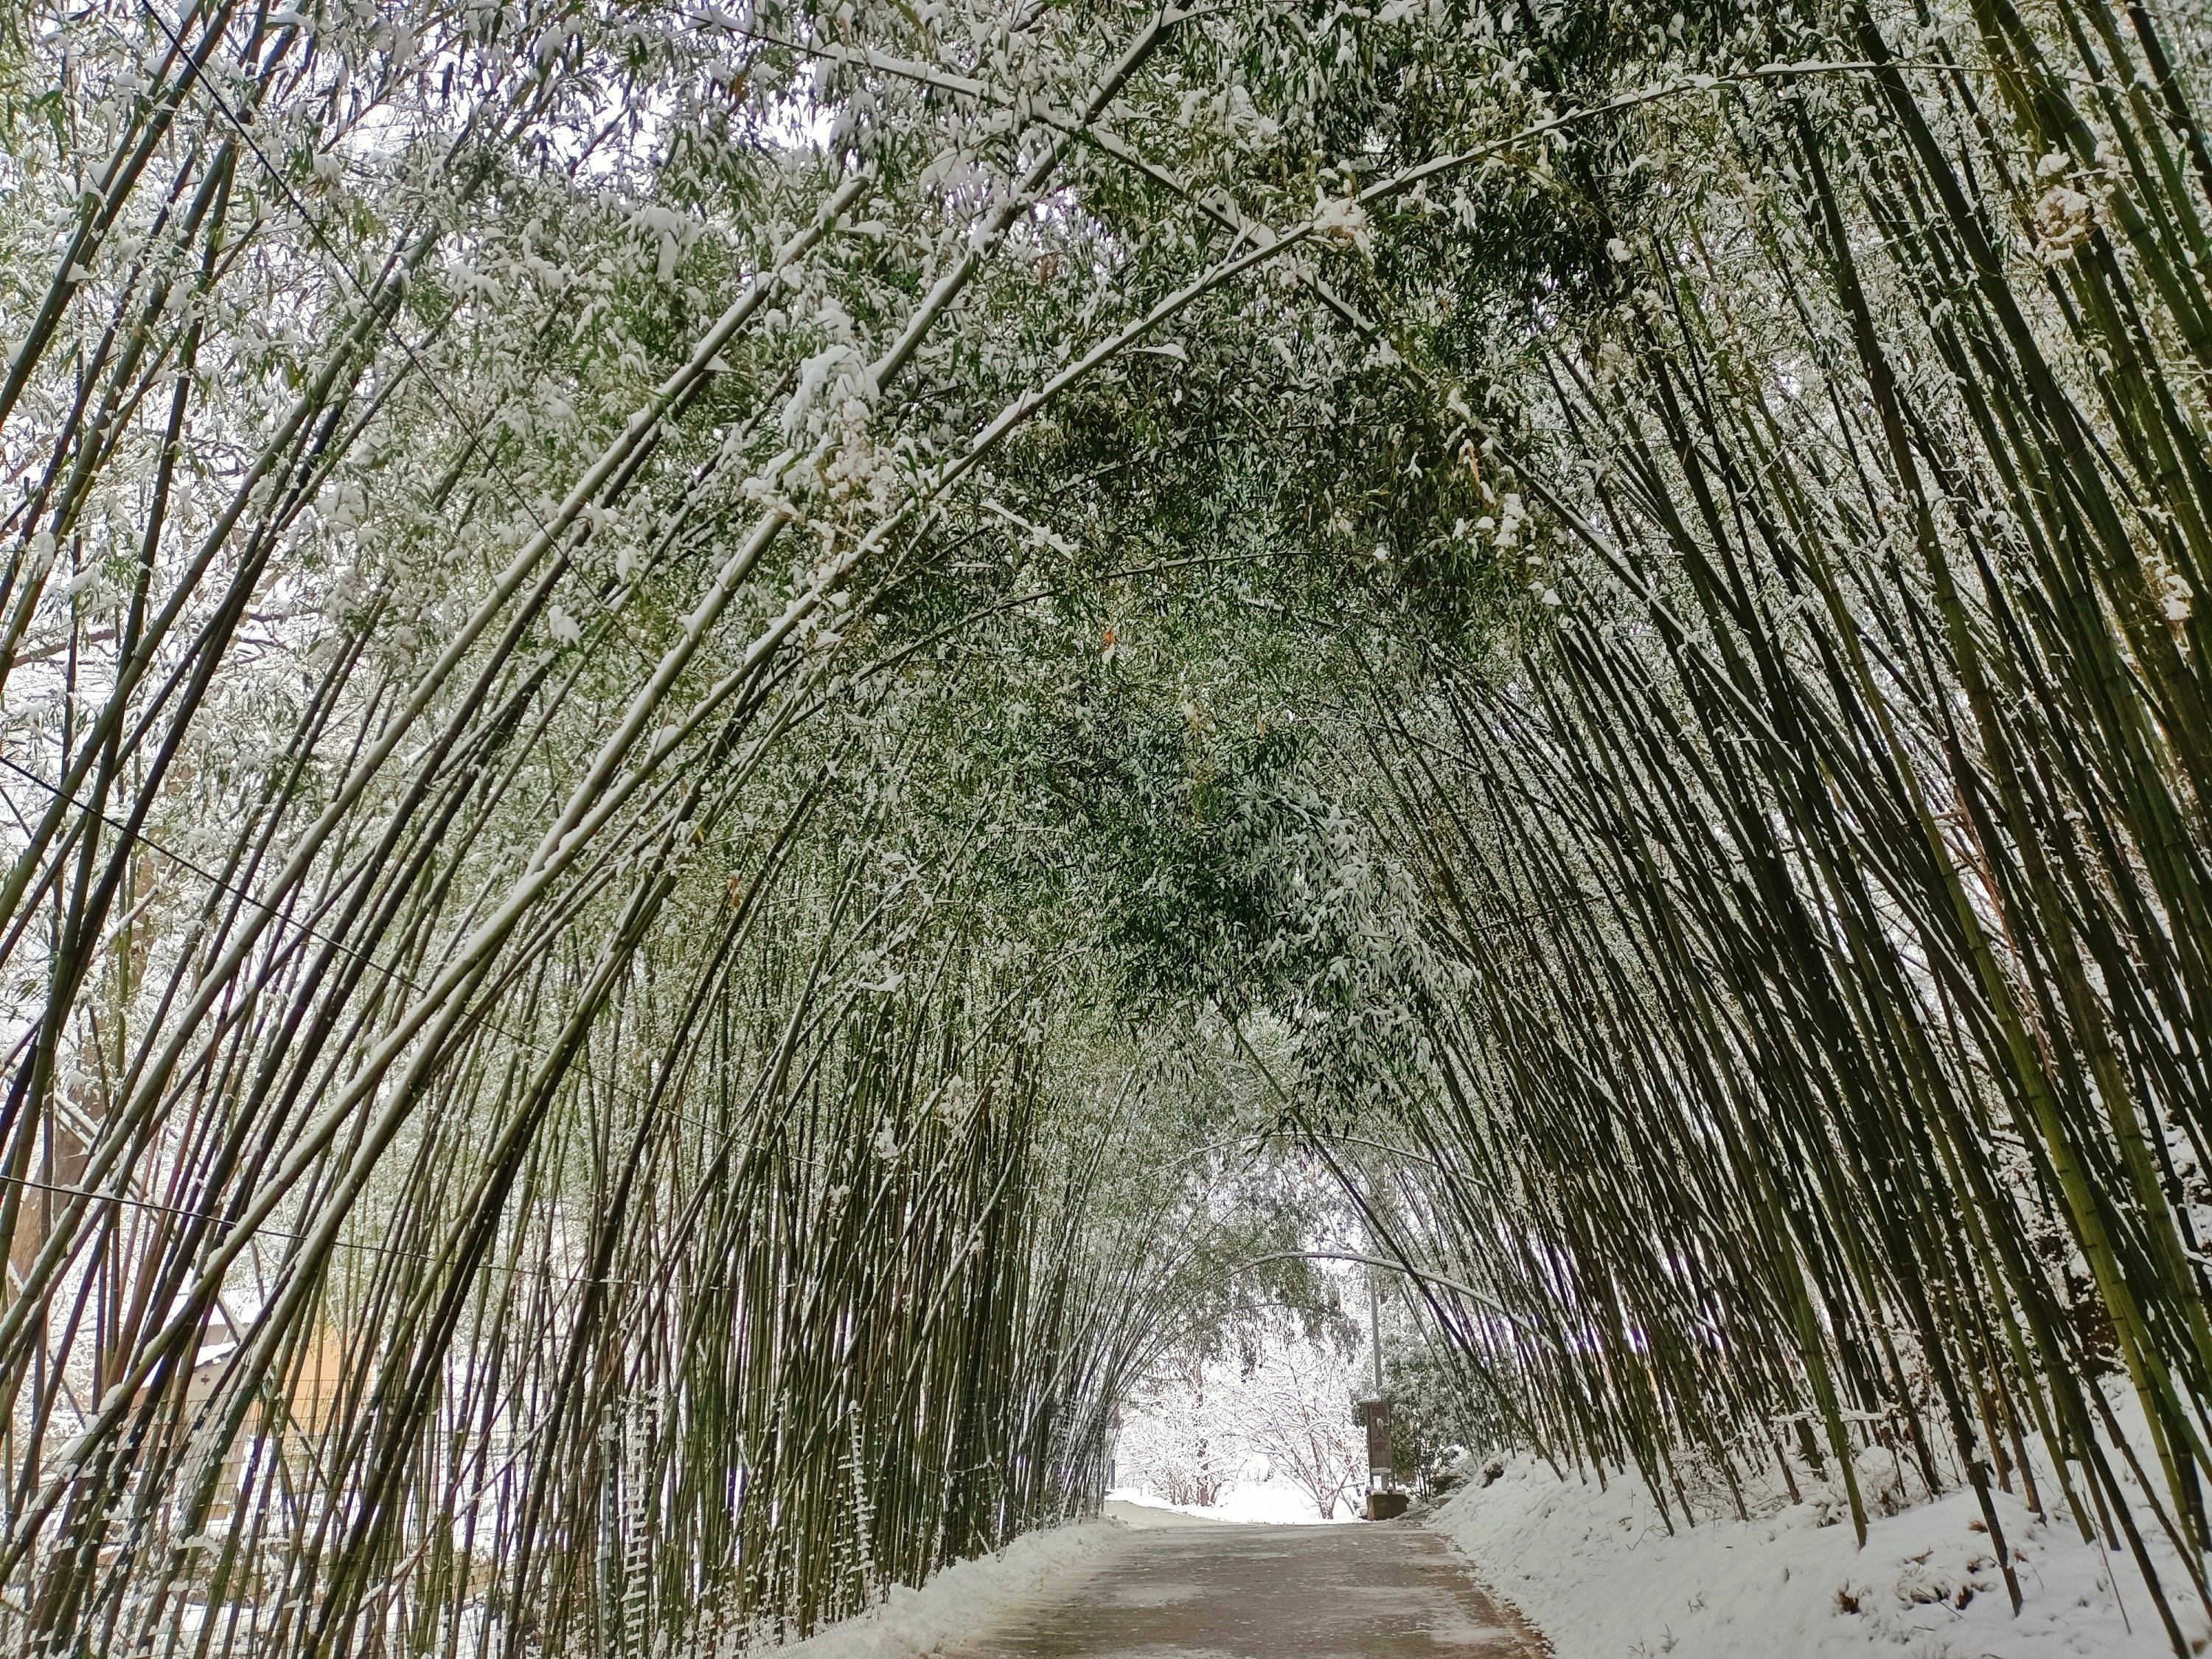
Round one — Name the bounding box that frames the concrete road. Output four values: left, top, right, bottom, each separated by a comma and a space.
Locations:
945, 1503, 1545, 1657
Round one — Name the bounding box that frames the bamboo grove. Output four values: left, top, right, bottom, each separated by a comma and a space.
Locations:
1318, 0, 2212, 1651
10, 0, 2212, 1652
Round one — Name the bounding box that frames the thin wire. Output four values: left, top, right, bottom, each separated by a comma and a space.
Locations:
0, 751, 821, 1184
131, 0, 573, 549
128, 0, 703, 665
0, 1165, 644, 1289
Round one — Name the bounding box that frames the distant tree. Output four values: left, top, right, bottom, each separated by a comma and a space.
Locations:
1120, 1332, 1366, 1518
1118, 1363, 1243, 1508
1239, 1343, 1366, 1520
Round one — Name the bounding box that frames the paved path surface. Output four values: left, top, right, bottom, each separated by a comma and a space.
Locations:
947, 1504, 1544, 1658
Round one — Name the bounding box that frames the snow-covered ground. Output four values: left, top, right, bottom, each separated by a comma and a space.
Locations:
759, 1481, 1346, 1655
762, 1399, 2212, 1659
762, 1521, 1121, 1658
1436, 1448, 2212, 1658
1107, 1470, 1358, 1526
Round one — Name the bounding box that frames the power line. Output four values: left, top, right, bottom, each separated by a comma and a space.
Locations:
0, 751, 831, 1207
125, 0, 704, 666
0, 1164, 643, 1290
131, 0, 582, 560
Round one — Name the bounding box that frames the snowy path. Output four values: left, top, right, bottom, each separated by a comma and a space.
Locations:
939, 1504, 1544, 1657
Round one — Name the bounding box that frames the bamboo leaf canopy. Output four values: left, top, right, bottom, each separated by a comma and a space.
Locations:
7, 0, 2212, 1651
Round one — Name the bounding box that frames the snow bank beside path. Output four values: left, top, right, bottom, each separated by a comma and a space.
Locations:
1435, 1454, 2210, 1658
768, 1520, 1120, 1658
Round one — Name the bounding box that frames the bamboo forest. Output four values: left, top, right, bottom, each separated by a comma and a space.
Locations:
10, 0, 2212, 1653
